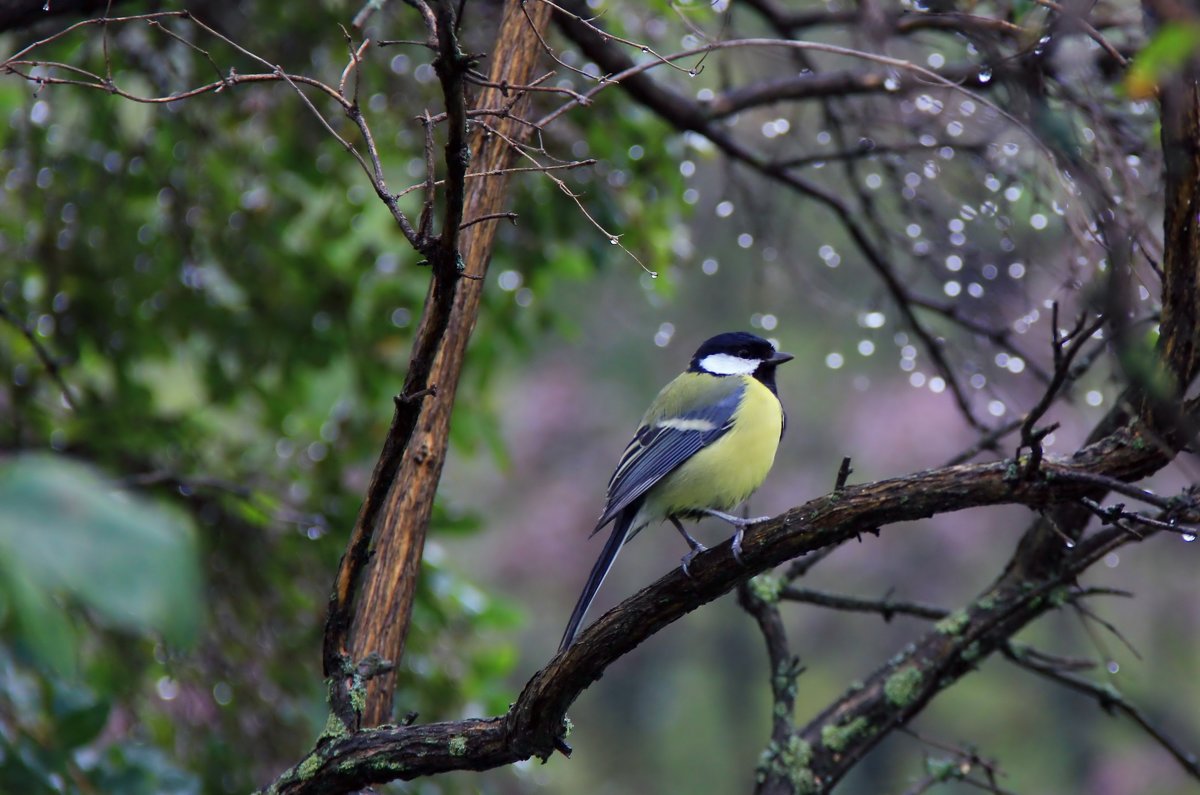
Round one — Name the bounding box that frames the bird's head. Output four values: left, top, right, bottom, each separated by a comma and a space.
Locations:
688, 331, 794, 377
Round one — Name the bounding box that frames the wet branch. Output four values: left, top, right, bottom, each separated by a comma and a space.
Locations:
1003, 645, 1200, 778
738, 577, 806, 795
262, 422, 1199, 793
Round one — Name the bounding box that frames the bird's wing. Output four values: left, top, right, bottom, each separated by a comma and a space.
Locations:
594, 377, 745, 530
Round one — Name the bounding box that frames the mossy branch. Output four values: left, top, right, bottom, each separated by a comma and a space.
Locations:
262, 418, 1197, 794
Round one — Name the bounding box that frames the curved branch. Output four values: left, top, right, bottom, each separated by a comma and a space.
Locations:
537, 34, 1021, 132
550, 5, 996, 430
705, 62, 1001, 119
263, 421, 1189, 794
1005, 646, 1200, 779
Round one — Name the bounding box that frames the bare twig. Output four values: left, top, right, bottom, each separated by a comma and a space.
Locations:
474, 118, 655, 275
460, 211, 518, 230
537, 38, 1046, 149
782, 545, 839, 582
5, 11, 434, 248
465, 68, 590, 103
737, 576, 806, 795
1053, 470, 1190, 513
1016, 307, 1106, 479
394, 158, 599, 200
0, 302, 79, 411
1080, 496, 1200, 539
945, 419, 1026, 466
551, 8, 994, 429
1005, 647, 1200, 780
900, 729, 1014, 795
779, 586, 948, 622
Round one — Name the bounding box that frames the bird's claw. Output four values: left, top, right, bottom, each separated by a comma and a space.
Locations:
731, 527, 745, 565
680, 543, 707, 578
701, 508, 770, 528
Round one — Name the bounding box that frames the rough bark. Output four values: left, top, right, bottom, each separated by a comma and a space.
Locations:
346, 0, 553, 728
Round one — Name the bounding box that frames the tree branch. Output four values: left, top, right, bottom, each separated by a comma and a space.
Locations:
737, 575, 808, 795
549, 4, 993, 430
1004, 646, 1200, 779
0, 301, 79, 412
342, 0, 554, 728
262, 421, 1196, 793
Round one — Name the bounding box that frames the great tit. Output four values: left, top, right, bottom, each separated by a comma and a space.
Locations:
559, 331, 793, 651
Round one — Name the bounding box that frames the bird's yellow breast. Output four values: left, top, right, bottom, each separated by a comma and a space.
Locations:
645, 375, 783, 518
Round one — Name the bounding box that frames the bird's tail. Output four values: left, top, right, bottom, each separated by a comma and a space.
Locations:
558, 510, 635, 652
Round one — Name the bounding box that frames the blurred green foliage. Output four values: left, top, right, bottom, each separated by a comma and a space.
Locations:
0, 454, 201, 793
0, 1, 692, 792
1125, 22, 1200, 98
0, 454, 201, 667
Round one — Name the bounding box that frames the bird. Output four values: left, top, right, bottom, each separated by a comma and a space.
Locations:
558, 331, 793, 651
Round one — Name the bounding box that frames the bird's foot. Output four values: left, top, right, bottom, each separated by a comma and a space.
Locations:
731, 527, 745, 565
700, 508, 770, 528
680, 543, 707, 578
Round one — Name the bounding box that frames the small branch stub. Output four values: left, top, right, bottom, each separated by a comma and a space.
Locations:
397, 385, 439, 404
834, 456, 854, 491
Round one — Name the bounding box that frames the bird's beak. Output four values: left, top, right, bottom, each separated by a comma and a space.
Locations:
769, 350, 795, 365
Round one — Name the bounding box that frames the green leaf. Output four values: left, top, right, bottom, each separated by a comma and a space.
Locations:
0, 558, 79, 679
0, 741, 60, 795
52, 683, 112, 749
0, 454, 203, 647
1011, 0, 1037, 21
58, 700, 112, 750
1125, 23, 1200, 99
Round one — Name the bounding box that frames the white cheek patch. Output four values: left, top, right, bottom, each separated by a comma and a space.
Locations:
698, 353, 760, 376
655, 417, 718, 432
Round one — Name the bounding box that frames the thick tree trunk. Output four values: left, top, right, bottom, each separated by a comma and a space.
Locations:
348, 0, 553, 727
